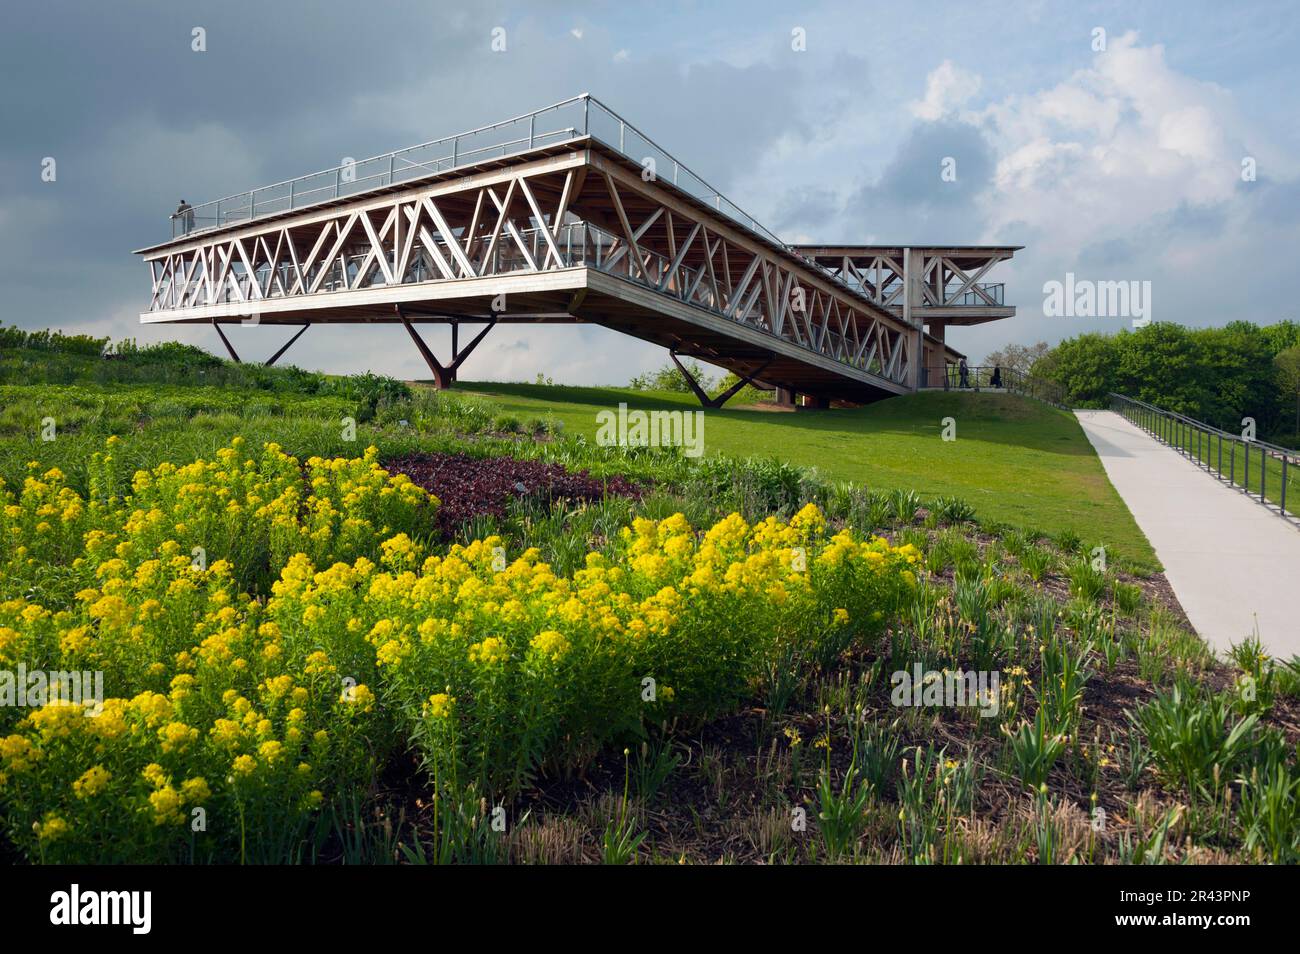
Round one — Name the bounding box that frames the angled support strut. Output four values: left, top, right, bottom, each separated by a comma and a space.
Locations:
669, 348, 773, 409
396, 304, 497, 389
212, 320, 310, 366
212, 320, 241, 364
264, 324, 310, 367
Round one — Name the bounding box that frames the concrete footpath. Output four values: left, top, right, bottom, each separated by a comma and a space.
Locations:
1075, 410, 1299, 658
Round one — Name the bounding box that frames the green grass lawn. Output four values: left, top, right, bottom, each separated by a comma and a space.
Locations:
456, 381, 1158, 569
0, 368, 1157, 570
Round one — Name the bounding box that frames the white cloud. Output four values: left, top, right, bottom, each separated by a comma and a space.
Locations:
909, 60, 982, 120
974, 31, 1279, 252
856, 31, 1300, 361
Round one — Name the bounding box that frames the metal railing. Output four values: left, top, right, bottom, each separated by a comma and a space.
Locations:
949, 282, 1004, 306
935, 365, 1066, 407
167, 94, 786, 248
828, 280, 1006, 310
1110, 393, 1300, 524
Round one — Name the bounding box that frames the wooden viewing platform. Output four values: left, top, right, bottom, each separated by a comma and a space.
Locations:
136, 95, 1019, 406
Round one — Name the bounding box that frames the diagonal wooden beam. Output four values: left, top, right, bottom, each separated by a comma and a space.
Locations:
397, 200, 422, 280
296, 221, 336, 294
602, 172, 647, 282
943, 255, 1002, 305
485, 182, 539, 271
658, 221, 701, 293
309, 213, 359, 293
233, 237, 261, 301
423, 196, 477, 277
727, 255, 762, 318
357, 207, 398, 286
417, 225, 458, 279
601, 207, 663, 272
480, 179, 518, 273
517, 177, 565, 272
212, 320, 241, 363
264, 324, 310, 367
669, 348, 773, 408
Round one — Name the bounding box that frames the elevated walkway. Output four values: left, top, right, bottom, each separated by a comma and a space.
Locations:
136, 96, 1016, 405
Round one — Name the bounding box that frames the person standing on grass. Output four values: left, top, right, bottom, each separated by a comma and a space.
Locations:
990, 365, 1002, 388
958, 358, 969, 389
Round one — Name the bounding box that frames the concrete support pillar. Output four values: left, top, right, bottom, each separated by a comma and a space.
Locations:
775, 387, 796, 407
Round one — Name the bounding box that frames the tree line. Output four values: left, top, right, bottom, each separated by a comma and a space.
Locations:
993, 321, 1300, 443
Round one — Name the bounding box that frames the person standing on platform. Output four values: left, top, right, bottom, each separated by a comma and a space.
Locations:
174, 199, 195, 235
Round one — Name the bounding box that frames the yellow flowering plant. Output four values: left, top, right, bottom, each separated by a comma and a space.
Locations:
0, 441, 918, 861
0, 440, 432, 862
264, 505, 917, 798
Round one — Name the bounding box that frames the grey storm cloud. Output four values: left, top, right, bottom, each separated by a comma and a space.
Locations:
0, 1, 833, 383
771, 186, 842, 236
843, 120, 995, 242
2, 1, 1296, 378
1077, 237, 1139, 270
1249, 176, 1300, 229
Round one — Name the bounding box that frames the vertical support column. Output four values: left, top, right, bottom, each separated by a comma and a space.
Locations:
903, 247, 925, 391
396, 305, 497, 390
397, 306, 451, 389
928, 319, 946, 389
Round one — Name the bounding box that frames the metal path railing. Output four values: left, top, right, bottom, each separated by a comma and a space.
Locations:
168, 94, 786, 248
935, 365, 1067, 408
1110, 392, 1300, 525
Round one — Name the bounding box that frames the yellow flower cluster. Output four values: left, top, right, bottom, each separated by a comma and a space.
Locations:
0, 439, 434, 606
0, 439, 435, 863
0, 440, 917, 860
263, 501, 917, 796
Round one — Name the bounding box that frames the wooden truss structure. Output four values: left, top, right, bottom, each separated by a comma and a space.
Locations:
792, 246, 1019, 323
138, 142, 951, 402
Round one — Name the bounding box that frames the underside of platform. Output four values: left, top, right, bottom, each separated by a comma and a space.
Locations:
143, 266, 909, 402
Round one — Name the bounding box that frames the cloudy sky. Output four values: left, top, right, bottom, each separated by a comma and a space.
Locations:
3, 0, 1297, 382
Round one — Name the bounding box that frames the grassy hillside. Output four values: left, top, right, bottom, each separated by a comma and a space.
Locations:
7, 338, 1300, 867
458, 382, 1157, 569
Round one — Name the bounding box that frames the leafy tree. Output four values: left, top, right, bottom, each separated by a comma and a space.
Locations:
1030, 332, 1119, 406
1033, 320, 1294, 436
1115, 323, 1208, 417
1276, 345, 1300, 435
1260, 319, 1300, 356
1194, 322, 1279, 431
628, 360, 714, 393
984, 341, 1050, 375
